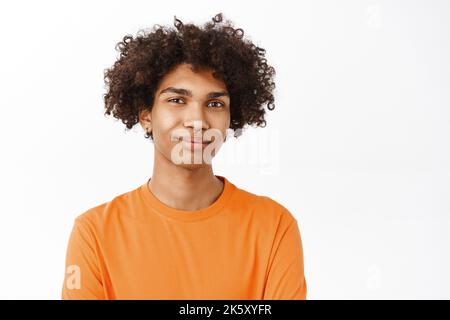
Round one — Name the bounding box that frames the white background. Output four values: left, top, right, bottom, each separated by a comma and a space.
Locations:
0, 0, 449, 299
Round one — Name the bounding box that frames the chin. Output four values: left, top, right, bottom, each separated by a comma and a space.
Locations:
174, 161, 213, 170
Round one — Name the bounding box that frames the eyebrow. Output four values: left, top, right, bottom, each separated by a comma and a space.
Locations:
159, 87, 230, 99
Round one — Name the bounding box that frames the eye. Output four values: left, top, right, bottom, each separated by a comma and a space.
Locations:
167, 97, 185, 104
208, 101, 225, 108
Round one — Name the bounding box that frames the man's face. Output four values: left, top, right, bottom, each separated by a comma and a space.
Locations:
141, 63, 231, 168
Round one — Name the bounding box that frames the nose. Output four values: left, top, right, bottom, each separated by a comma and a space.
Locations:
183, 105, 210, 134
183, 120, 210, 138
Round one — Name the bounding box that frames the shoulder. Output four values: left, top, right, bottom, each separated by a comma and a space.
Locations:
73, 184, 141, 231
230, 184, 297, 226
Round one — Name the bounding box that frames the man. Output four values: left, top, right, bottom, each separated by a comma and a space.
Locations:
62, 13, 307, 300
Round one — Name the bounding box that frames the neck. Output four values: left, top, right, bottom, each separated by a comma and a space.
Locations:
148, 149, 224, 211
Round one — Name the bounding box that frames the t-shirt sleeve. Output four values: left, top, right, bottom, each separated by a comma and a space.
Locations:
263, 218, 307, 300
61, 217, 105, 300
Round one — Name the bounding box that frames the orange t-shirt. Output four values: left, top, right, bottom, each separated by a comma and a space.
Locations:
61, 175, 307, 299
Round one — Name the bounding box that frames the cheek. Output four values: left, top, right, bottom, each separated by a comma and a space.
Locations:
152, 108, 179, 134
208, 110, 230, 130
151, 114, 179, 157
204, 112, 230, 142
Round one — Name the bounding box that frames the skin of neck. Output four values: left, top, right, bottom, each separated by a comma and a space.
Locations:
148, 148, 224, 211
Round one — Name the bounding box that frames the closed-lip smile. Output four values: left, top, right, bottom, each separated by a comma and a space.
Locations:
180, 136, 211, 144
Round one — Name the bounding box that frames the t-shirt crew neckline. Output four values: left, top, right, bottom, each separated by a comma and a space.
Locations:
139, 175, 235, 222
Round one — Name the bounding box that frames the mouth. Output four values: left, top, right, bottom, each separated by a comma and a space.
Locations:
179, 136, 212, 145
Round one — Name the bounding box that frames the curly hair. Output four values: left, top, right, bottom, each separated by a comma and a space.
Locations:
103, 12, 276, 139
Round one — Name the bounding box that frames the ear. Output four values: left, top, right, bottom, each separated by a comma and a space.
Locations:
139, 108, 152, 133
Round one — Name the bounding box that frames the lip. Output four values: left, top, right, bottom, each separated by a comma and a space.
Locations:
180, 136, 211, 144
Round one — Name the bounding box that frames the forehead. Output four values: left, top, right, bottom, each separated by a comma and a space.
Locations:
156, 63, 227, 93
